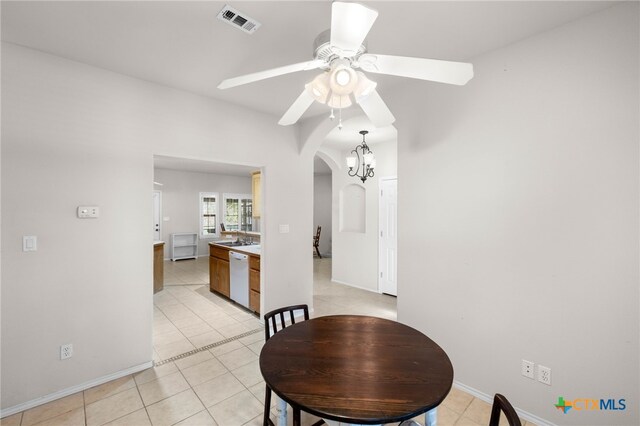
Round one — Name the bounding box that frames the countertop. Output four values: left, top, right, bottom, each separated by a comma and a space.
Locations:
154, 241, 165, 246
209, 241, 261, 256
220, 231, 260, 237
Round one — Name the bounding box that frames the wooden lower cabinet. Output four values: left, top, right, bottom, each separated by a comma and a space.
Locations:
153, 243, 165, 294
218, 258, 230, 297
249, 290, 260, 314
210, 255, 230, 298
209, 256, 215, 292
249, 254, 260, 314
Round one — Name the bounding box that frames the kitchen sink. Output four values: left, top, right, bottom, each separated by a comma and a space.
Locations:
215, 241, 257, 247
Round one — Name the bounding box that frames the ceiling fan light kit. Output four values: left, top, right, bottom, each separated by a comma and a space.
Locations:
328, 59, 357, 95
327, 93, 352, 109
218, 1, 474, 128
353, 71, 377, 101
305, 73, 330, 103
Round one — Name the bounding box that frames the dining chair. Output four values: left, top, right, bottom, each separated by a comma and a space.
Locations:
489, 393, 522, 426
263, 305, 323, 426
398, 393, 521, 426
313, 226, 322, 258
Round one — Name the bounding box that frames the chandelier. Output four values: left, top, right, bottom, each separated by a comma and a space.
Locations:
346, 130, 375, 183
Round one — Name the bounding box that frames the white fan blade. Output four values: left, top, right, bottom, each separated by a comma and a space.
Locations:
278, 90, 315, 126
356, 90, 395, 128
330, 2, 378, 56
218, 60, 324, 90
359, 54, 474, 86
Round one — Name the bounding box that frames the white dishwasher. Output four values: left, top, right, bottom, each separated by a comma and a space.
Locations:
229, 251, 249, 309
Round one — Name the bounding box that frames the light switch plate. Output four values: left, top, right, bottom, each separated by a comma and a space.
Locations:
77, 206, 99, 218
23, 236, 37, 252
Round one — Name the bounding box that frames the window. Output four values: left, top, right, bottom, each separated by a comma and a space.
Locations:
199, 192, 219, 238
223, 193, 253, 231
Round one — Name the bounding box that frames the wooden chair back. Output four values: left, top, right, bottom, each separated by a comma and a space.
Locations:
262, 304, 316, 426
313, 226, 322, 258
489, 394, 522, 426
263, 304, 310, 341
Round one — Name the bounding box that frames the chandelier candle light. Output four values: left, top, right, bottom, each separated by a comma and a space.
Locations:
347, 130, 376, 183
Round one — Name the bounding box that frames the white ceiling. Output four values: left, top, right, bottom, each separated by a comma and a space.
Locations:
4, 1, 614, 174
325, 115, 396, 148
1, 0, 615, 125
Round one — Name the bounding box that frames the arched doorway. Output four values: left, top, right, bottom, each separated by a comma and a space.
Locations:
305, 115, 398, 319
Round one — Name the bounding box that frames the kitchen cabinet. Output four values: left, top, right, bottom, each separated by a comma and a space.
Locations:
171, 232, 198, 261
209, 245, 230, 298
209, 242, 260, 314
249, 254, 260, 314
153, 242, 165, 293
252, 171, 261, 218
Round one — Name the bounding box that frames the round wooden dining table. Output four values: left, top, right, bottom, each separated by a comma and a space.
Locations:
259, 315, 454, 425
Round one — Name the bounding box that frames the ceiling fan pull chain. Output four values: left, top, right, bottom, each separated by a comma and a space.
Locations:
338, 105, 343, 130
329, 108, 335, 120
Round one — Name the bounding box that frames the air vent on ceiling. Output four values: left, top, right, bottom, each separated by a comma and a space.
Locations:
217, 5, 261, 34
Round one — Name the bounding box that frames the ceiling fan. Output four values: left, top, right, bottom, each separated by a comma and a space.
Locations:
218, 2, 473, 128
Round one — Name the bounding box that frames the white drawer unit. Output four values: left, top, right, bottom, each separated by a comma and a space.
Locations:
171, 233, 198, 261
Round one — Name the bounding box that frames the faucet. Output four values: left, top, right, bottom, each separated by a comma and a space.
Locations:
234, 226, 251, 244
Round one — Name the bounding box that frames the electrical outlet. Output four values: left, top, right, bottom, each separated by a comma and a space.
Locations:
60, 344, 73, 360
538, 365, 551, 385
522, 359, 535, 379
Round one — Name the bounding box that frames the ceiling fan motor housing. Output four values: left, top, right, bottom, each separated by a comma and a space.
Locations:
313, 29, 368, 66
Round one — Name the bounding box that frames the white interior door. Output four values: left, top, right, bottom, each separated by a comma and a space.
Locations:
379, 178, 397, 296
153, 190, 161, 241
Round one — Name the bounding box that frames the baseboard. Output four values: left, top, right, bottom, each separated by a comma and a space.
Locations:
330, 279, 380, 294
453, 380, 555, 426
0, 361, 153, 418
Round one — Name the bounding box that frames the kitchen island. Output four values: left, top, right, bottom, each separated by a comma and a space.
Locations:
209, 241, 261, 314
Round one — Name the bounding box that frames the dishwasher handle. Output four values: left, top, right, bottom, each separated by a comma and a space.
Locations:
229, 251, 248, 261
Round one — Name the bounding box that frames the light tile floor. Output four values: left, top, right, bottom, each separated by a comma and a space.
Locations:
3, 257, 537, 426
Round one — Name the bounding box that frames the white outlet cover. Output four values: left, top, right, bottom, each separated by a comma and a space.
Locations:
60, 344, 73, 360
522, 359, 535, 379
77, 206, 99, 218
538, 365, 552, 385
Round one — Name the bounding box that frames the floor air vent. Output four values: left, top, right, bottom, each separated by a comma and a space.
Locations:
217, 5, 261, 34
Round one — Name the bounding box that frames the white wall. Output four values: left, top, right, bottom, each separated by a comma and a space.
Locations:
153, 168, 252, 258
313, 173, 332, 256
331, 139, 397, 292
393, 4, 638, 425
1, 43, 314, 411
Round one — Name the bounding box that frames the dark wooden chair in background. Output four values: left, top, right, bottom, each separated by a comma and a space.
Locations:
399, 393, 521, 426
489, 393, 522, 426
263, 305, 323, 426
313, 226, 322, 258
